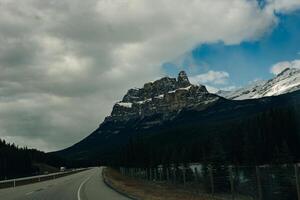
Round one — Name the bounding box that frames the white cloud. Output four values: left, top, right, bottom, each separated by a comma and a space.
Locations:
190, 70, 234, 93
0, 0, 299, 151
265, 0, 300, 13
190, 71, 230, 85
204, 85, 219, 94
220, 85, 238, 91
201, 84, 237, 94
270, 60, 300, 75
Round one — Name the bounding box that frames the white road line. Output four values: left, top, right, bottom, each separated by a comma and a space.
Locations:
77, 175, 92, 200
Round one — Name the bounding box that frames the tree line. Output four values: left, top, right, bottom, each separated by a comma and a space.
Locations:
0, 139, 65, 180
117, 106, 300, 168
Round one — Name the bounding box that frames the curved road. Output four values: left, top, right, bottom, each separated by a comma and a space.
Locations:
0, 167, 130, 200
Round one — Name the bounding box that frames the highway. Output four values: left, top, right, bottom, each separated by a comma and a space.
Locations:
0, 167, 130, 200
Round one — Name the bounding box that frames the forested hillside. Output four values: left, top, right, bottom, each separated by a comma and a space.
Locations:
119, 100, 300, 167
0, 139, 65, 180
56, 72, 300, 169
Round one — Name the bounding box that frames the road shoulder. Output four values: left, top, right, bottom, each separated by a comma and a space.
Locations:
102, 168, 138, 200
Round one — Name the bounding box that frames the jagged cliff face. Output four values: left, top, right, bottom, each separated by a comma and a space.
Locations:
107, 71, 219, 122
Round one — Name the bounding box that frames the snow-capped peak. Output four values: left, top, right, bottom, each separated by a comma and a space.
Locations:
219, 68, 300, 100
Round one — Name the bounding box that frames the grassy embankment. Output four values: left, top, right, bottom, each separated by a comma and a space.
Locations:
103, 167, 220, 200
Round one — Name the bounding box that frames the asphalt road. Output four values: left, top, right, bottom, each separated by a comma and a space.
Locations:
0, 167, 130, 200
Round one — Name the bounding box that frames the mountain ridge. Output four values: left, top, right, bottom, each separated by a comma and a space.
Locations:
106, 71, 219, 123
54, 70, 300, 165
218, 68, 300, 100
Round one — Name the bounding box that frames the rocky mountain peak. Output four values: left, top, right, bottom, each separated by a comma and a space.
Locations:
107, 71, 219, 123
177, 71, 191, 87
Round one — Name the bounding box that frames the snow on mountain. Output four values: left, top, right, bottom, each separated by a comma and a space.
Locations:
218, 68, 300, 100
109, 71, 219, 122
216, 80, 266, 100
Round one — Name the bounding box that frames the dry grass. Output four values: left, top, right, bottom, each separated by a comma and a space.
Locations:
103, 167, 219, 200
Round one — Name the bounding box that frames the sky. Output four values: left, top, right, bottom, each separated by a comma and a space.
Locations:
163, 5, 300, 92
0, 0, 300, 151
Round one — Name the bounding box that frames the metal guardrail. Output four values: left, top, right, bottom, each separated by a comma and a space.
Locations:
0, 168, 87, 189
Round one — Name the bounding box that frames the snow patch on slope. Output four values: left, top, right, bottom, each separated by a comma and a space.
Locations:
219, 68, 300, 100
117, 102, 133, 108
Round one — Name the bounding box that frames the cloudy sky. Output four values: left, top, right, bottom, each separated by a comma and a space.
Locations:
1, 0, 300, 151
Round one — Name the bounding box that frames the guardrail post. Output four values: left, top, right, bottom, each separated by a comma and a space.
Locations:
13, 179, 16, 188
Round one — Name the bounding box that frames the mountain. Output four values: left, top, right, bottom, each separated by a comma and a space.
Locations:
54, 70, 300, 166
218, 68, 300, 100
55, 71, 220, 162
108, 71, 219, 123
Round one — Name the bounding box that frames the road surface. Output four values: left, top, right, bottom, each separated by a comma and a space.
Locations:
0, 167, 130, 200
